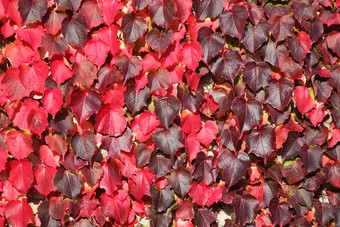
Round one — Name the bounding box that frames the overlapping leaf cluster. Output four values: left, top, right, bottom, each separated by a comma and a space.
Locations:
0, 0, 339, 226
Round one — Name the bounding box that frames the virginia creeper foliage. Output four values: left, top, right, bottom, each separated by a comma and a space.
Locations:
0, 0, 339, 226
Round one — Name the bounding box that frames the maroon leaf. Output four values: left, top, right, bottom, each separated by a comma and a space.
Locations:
150, 185, 174, 212
217, 150, 250, 188
314, 200, 335, 225
242, 19, 269, 54
116, 55, 142, 82
293, 0, 316, 23
282, 159, 306, 184
133, 0, 153, 10
243, 61, 271, 91
269, 198, 293, 227
219, 5, 248, 40
327, 31, 340, 57
299, 146, 322, 174
269, 14, 295, 42
149, 154, 171, 179
56, 0, 81, 11
265, 77, 294, 111
135, 143, 153, 167
220, 126, 239, 152
324, 162, 340, 188
61, 13, 89, 48
234, 194, 259, 226
152, 125, 184, 160
245, 124, 275, 159
167, 168, 191, 198
231, 97, 262, 134
194, 208, 216, 227
103, 127, 133, 160
81, 162, 103, 187
278, 53, 302, 78
124, 86, 150, 115
313, 80, 332, 103
53, 169, 82, 198
210, 50, 243, 83
288, 32, 312, 63
121, 14, 147, 44
193, 152, 217, 185
154, 95, 181, 130
210, 87, 235, 118
41, 34, 68, 55
71, 131, 97, 161
18, 0, 47, 24
96, 66, 123, 92
69, 88, 102, 124
197, 27, 224, 63
146, 29, 174, 55
248, 4, 263, 26
177, 85, 205, 113
302, 18, 324, 42
193, 0, 223, 21
149, 0, 176, 29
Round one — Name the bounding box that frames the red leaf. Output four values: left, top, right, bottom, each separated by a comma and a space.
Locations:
101, 0, 122, 25
128, 168, 154, 201
79, 0, 103, 29
1, 67, 28, 102
95, 104, 127, 136
8, 160, 34, 193
5, 130, 33, 160
69, 88, 102, 124
84, 37, 110, 67
73, 60, 98, 88
5, 199, 33, 227
42, 87, 63, 117
180, 110, 202, 135
293, 86, 316, 114
50, 55, 73, 85
34, 165, 57, 196
197, 120, 218, 147
181, 41, 203, 71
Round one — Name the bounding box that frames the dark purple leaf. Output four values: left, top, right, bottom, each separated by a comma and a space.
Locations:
210, 50, 243, 83
282, 159, 306, 184
149, 154, 171, 179
133, 0, 153, 10
217, 150, 250, 188
194, 208, 216, 227
234, 194, 258, 226
220, 126, 239, 152
245, 124, 275, 159
193, 0, 223, 21
293, 0, 316, 23
299, 146, 322, 173
62, 152, 88, 173
80, 162, 103, 187
248, 4, 263, 26
260, 181, 278, 208
313, 79, 332, 103
53, 169, 82, 199
210, 87, 235, 118
314, 200, 335, 225
103, 127, 133, 160
269, 198, 293, 227
71, 131, 96, 161
38, 201, 61, 227
282, 131, 306, 161
154, 95, 181, 130
167, 168, 191, 198
116, 55, 142, 82
327, 31, 340, 57
121, 14, 147, 44
220, 5, 248, 40
56, 0, 81, 11
197, 27, 224, 63
302, 18, 324, 42
231, 97, 262, 134
242, 19, 269, 54
268, 105, 291, 125
193, 152, 218, 186
135, 143, 153, 167
243, 61, 271, 91
263, 4, 291, 17
124, 86, 150, 115
287, 185, 313, 208
278, 53, 302, 78
150, 186, 174, 213
146, 29, 174, 55
264, 164, 282, 183
19, 0, 48, 24
147, 70, 172, 96
288, 32, 312, 63
96, 66, 123, 92
265, 77, 294, 111
152, 125, 184, 160
50, 108, 76, 137
61, 13, 89, 48
177, 85, 205, 113
261, 41, 288, 66
149, 0, 176, 29
41, 34, 68, 55
332, 65, 340, 92
269, 14, 295, 42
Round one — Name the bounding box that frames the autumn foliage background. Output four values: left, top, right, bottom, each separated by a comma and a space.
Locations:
0, 0, 339, 226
